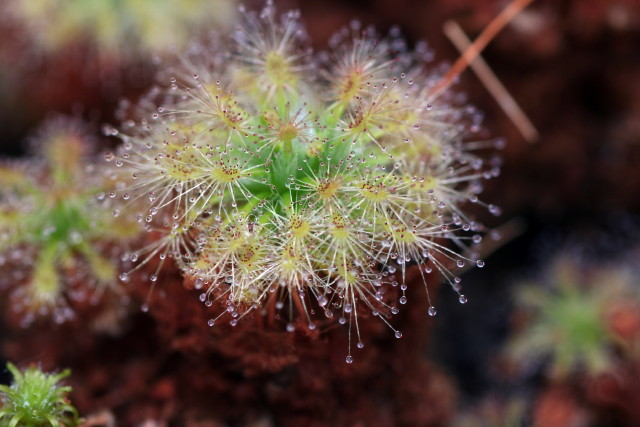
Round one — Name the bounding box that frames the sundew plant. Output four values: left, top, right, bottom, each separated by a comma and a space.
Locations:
4, 0, 235, 57
508, 255, 640, 378
109, 2, 501, 362
0, 118, 134, 326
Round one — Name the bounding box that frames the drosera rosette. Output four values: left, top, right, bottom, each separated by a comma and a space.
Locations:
0, 116, 138, 327
2, 0, 236, 60
0, 362, 79, 427
109, 2, 503, 362
507, 254, 640, 379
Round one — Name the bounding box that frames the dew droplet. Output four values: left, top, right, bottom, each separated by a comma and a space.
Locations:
476, 259, 485, 268
395, 331, 403, 339
345, 355, 353, 364
488, 204, 502, 216
459, 295, 468, 304
428, 306, 437, 316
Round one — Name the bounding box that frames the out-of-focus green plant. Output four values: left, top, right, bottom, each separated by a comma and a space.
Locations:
508, 256, 640, 378
4, 0, 235, 58
0, 117, 137, 325
0, 362, 79, 427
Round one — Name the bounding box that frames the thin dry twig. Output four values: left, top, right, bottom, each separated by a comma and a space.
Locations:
431, 0, 535, 99
443, 20, 539, 143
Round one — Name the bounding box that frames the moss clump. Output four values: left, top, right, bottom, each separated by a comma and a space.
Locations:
0, 362, 79, 427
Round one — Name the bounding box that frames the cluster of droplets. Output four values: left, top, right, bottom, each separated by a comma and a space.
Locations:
109, 2, 503, 362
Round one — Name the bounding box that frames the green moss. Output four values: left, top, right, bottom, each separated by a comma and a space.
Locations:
0, 363, 79, 427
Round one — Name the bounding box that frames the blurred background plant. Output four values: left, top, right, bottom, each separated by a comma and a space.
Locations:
3, 0, 236, 60
0, 116, 138, 329
507, 256, 636, 379
503, 247, 640, 427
